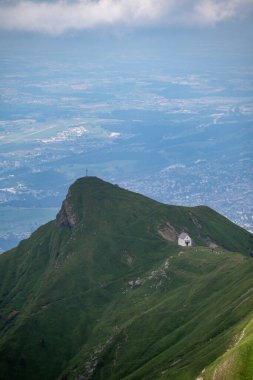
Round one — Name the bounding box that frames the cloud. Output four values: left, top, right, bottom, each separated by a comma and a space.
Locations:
0, 0, 252, 34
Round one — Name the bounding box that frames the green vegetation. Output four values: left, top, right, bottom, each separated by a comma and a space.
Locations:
0, 177, 252, 380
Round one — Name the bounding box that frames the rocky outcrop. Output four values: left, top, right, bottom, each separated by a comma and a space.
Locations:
56, 193, 77, 228
205, 236, 218, 249
158, 222, 177, 242
189, 213, 202, 229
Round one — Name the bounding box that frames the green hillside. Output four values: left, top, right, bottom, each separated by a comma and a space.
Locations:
0, 177, 252, 380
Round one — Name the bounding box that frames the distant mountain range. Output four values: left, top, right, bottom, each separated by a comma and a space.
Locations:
0, 177, 252, 380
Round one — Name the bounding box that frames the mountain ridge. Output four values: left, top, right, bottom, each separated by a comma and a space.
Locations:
0, 176, 252, 380
53, 176, 252, 256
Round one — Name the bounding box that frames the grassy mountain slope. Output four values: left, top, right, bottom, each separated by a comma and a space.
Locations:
0, 177, 252, 380
202, 316, 253, 380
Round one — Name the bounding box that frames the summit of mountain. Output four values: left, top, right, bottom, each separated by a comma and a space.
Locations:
55, 176, 252, 254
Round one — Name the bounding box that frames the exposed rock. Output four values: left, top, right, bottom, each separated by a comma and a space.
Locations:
56, 192, 77, 228
158, 222, 177, 242
189, 213, 202, 229
209, 242, 218, 250
169, 358, 182, 367
128, 278, 144, 288
122, 253, 134, 266
205, 236, 218, 249
160, 270, 167, 278
135, 278, 143, 286
76, 338, 114, 380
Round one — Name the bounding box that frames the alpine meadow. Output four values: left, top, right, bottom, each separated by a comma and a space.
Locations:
0, 177, 253, 380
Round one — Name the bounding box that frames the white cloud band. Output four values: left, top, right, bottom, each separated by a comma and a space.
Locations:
0, 0, 252, 34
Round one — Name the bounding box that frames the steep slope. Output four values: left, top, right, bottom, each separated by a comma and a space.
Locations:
201, 316, 253, 380
0, 177, 252, 380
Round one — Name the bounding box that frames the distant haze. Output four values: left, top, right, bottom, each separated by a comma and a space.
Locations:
0, 0, 252, 251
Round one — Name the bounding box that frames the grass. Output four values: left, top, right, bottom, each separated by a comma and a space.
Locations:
0, 177, 252, 380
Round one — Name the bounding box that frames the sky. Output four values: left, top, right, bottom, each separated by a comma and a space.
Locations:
0, 0, 253, 250
0, 0, 253, 35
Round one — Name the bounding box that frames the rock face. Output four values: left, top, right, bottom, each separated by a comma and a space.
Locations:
158, 222, 177, 242
56, 192, 77, 228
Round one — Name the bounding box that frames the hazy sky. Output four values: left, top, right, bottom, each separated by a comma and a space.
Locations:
0, 0, 253, 34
